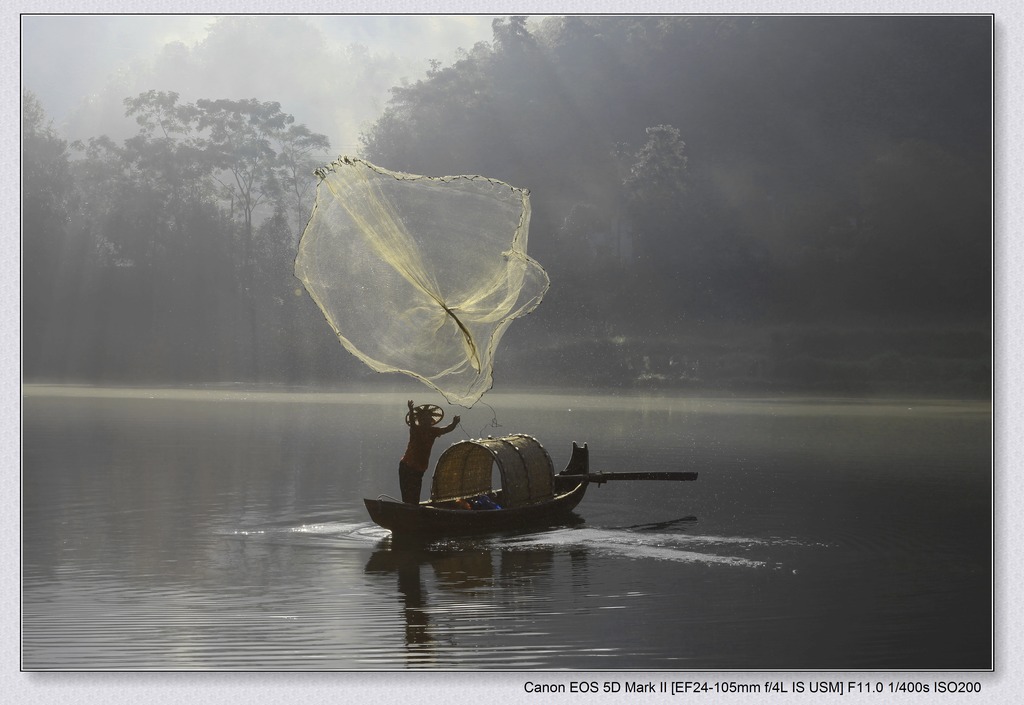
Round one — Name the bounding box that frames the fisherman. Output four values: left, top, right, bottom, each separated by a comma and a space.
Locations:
400, 400, 460, 503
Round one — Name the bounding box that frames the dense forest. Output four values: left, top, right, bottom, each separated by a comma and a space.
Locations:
22, 16, 992, 397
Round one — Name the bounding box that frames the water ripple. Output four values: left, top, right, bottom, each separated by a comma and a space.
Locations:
499, 527, 776, 568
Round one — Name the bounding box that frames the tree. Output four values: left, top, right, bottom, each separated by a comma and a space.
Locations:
23, 92, 74, 272
112, 91, 216, 266
23, 92, 72, 225
624, 126, 688, 204
23, 91, 77, 377
46, 91, 333, 381
274, 124, 332, 236
852, 140, 990, 319
122, 92, 331, 284
194, 99, 288, 251
124, 89, 199, 139
621, 124, 689, 264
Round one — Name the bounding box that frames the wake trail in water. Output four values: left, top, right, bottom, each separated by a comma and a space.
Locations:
228, 522, 827, 570
499, 527, 778, 569
230, 521, 390, 543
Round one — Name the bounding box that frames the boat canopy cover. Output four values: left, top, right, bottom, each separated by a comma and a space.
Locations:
430, 434, 555, 508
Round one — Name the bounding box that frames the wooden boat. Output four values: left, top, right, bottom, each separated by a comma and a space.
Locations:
363, 434, 697, 537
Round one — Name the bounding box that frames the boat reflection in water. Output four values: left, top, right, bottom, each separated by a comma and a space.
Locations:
364, 518, 590, 667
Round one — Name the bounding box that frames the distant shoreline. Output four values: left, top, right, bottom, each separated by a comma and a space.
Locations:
21, 382, 992, 416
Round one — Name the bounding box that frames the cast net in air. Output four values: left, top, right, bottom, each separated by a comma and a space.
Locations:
294, 157, 549, 407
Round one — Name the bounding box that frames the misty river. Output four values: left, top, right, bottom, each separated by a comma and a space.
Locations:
21, 385, 990, 671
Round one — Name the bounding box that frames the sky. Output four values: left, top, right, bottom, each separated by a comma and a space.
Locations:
21, 14, 500, 152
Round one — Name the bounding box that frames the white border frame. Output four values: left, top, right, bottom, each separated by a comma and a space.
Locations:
7, 2, 1017, 703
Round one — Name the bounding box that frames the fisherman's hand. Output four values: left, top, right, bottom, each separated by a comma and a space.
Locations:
453, 415, 461, 424
407, 400, 414, 410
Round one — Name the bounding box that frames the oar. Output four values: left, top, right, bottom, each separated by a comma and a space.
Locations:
571, 471, 698, 485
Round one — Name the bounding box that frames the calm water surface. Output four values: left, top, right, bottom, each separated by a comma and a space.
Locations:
21, 386, 991, 670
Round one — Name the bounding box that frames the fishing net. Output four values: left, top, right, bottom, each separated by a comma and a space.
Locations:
295, 157, 549, 407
